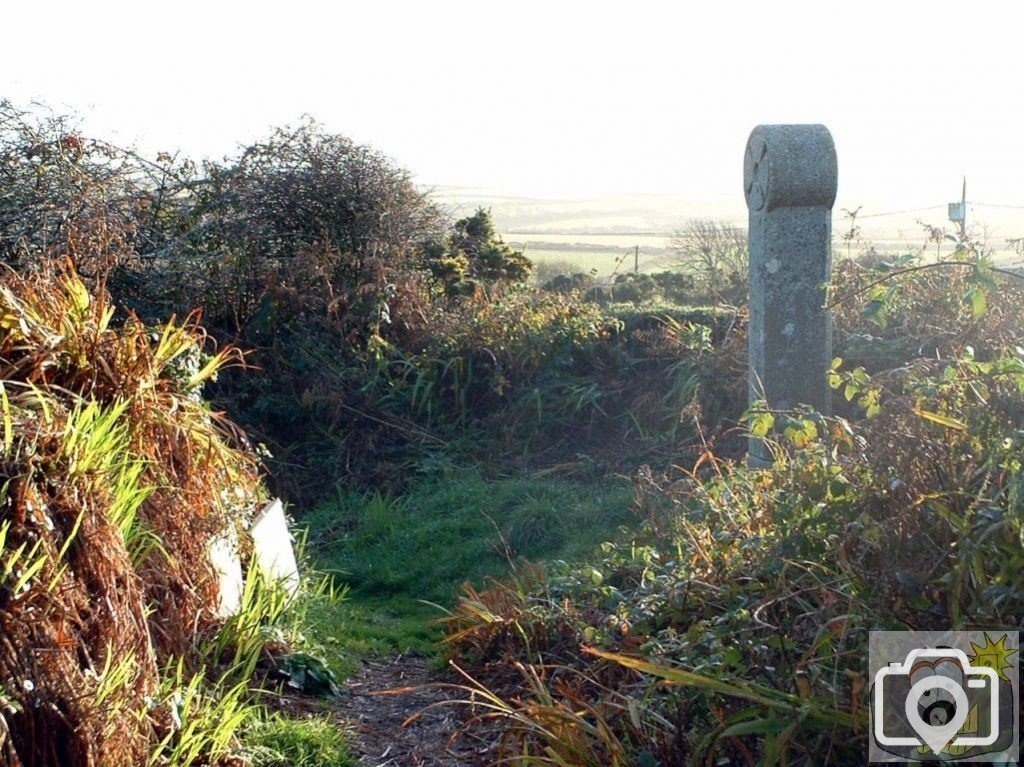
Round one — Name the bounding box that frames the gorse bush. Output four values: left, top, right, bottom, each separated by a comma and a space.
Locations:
424, 207, 533, 297
209, 231, 548, 500
376, 290, 612, 425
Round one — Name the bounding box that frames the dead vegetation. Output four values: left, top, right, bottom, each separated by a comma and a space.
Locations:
0, 260, 263, 765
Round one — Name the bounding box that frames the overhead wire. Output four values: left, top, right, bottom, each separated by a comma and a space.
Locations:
850, 205, 946, 219
971, 202, 1024, 210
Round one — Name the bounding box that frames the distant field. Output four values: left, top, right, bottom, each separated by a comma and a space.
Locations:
497, 215, 1023, 284
511, 244, 676, 281
520, 249, 648, 280
514, 236, 1020, 282
501, 231, 676, 280
437, 187, 1024, 264
506, 233, 672, 249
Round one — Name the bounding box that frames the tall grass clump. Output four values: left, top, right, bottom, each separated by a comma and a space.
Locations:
0, 260, 267, 765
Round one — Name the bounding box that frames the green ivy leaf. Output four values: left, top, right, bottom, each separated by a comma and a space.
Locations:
970, 260, 998, 290
749, 412, 775, 439
967, 286, 987, 319
864, 299, 887, 329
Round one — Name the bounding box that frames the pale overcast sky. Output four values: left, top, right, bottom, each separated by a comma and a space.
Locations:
4, 1, 1022, 211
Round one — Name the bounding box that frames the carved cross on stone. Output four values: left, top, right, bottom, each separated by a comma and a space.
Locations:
744, 136, 769, 211
743, 124, 838, 466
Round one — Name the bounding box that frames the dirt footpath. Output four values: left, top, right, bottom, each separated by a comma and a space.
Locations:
336, 654, 500, 766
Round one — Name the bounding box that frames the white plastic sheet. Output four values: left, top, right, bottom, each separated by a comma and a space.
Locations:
250, 498, 301, 597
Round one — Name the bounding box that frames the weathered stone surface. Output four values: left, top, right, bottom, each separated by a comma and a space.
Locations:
744, 125, 837, 212
744, 124, 837, 465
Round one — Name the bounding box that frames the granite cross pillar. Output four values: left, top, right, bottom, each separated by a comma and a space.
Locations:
744, 124, 837, 465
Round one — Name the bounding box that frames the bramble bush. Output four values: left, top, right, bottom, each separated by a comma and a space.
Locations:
439, 247, 1024, 765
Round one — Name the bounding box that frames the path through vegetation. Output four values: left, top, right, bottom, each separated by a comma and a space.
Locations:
337, 654, 495, 766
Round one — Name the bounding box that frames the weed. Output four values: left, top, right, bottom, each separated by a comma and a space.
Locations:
148, 661, 255, 767
241, 713, 353, 767
421, 661, 644, 767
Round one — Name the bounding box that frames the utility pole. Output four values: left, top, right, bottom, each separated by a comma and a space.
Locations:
961, 177, 967, 240
633, 245, 639, 274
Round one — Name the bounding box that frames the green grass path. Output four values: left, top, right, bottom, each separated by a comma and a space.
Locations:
300, 470, 634, 669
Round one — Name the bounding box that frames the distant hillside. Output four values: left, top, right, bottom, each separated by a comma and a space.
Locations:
426, 187, 744, 235
426, 186, 1024, 263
